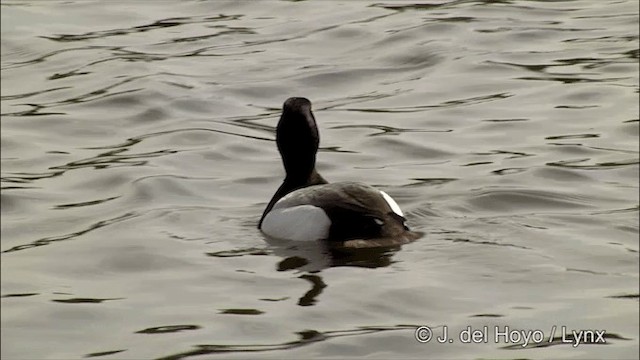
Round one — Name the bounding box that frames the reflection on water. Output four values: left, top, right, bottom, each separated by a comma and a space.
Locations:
1, 0, 638, 359
297, 274, 326, 307
154, 325, 421, 360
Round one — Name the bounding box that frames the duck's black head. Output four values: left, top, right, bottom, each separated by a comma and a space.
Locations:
259, 97, 327, 228
276, 97, 320, 180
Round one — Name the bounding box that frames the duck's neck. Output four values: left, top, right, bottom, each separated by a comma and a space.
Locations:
259, 168, 327, 228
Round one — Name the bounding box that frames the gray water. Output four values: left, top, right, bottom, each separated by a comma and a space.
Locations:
1, 1, 638, 359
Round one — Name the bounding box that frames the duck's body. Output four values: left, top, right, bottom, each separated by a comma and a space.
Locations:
259, 97, 421, 248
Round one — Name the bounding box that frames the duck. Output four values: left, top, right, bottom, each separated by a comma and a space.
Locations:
259, 97, 421, 249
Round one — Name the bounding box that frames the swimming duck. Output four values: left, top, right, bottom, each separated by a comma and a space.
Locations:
259, 97, 421, 248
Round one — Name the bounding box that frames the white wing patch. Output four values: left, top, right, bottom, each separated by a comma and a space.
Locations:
380, 190, 403, 217
261, 205, 331, 241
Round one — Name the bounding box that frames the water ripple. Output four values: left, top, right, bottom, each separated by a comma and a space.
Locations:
547, 158, 639, 170
156, 324, 421, 360
1, 212, 137, 254
41, 15, 243, 43
343, 92, 513, 113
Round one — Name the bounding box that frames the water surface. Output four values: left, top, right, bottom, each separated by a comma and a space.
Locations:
1, 0, 638, 359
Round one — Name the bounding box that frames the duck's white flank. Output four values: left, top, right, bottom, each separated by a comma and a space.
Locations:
380, 190, 403, 217
261, 204, 331, 241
